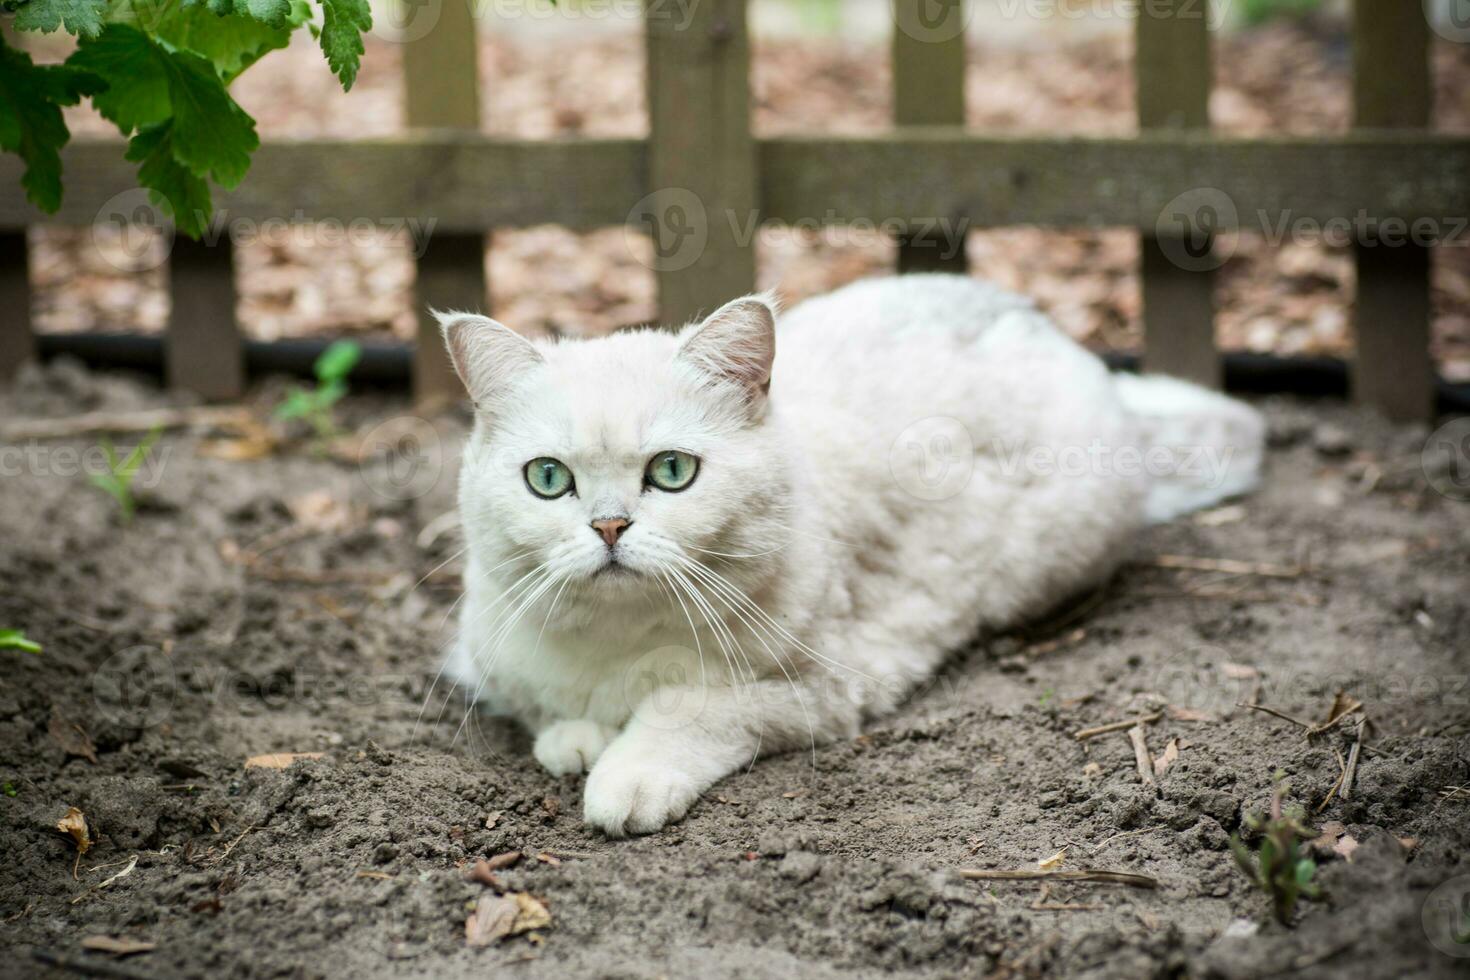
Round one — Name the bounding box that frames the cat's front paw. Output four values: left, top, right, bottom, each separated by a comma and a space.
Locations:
533, 720, 615, 777
583, 749, 702, 837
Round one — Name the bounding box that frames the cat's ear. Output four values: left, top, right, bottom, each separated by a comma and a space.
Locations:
676, 294, 777, 407
434, 310, 543, 407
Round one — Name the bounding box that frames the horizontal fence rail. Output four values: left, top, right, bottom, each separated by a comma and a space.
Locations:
2, 133, 1467, 231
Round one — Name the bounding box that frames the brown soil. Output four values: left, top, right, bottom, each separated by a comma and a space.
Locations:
1, 360, 1468, 979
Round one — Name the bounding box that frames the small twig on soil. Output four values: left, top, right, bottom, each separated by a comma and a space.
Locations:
1340, 719, 1368, 801
1316, 746, 1348, 814
1144, 555, 1305, 579
1127, 725, 1157, 790
536, 849, 597, 860
2, 406, 253, 442
958, 869, 1158, 889
208, 824, 258, 865
1073, 711, 1163, 741
1022, 627, 1087, 660
1091, 826, 1167, 853
1235, 703, 1313, 730
1028, 884, 1103, 911
31, 949, 156, 980
1305, 693, 1363, 737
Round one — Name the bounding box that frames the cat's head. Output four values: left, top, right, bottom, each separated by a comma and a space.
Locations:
439, 296, 789, 595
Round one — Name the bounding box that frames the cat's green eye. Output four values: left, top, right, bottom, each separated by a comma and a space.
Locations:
645, 450, 699, 492
524, 457, 574, 499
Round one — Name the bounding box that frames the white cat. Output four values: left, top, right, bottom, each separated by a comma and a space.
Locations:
436, 274, 1264, 836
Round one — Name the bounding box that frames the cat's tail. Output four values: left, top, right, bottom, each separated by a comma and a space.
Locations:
1113, 373, 1266, 524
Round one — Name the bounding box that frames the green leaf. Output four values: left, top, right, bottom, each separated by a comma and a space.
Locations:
0, 629, 42, 654
0, 39, 103, 211
117, 426, 162, 484
68, 24, 173, 131
317, 0, 370, 90
71, 25, 259, 188
314, 339, 361, 382
274, 389, 315, 420
125, 123, 214, 238
12, 0, 110, 37
139, 0, 305, 81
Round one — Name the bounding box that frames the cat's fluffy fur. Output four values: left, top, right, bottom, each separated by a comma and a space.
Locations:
438, 274, 1264, 836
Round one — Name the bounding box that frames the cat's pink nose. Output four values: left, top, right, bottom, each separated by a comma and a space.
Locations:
590, 518, 631, 547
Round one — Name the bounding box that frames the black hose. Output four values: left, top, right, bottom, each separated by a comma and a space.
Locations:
34, 331, 1470, 414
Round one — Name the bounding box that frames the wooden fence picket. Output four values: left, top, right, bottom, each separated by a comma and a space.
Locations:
1351, 0, 1435, 422
892, 0, 968, 274
167, 234, 244, 400
1136, 0, 1220, 389
645, 0, 759, 327
404, 0, 486, 404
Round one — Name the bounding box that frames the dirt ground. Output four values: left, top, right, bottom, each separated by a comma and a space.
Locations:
1, 359, 1468, 979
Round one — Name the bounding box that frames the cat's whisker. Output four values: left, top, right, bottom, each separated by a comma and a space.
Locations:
412, 548, 535, 743
665, 565, 774, 763
651, 566, 709, 694
450, 568, 562, 747
668, 557, 817, 766
672, 552, 869, 682
406, 544, 468, 597
667, 565, 756, 696
765, 522, 859, 550
683, 543, 788, 560
430, 562, 551, 735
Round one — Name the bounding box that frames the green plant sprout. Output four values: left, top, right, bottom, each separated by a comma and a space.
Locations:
0, 629, 41, 654
88, 427, 162, 525
274, 339, 362, 439
1230, 773, 1322, 926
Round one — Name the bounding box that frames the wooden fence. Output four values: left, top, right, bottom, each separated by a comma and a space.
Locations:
1, 0, 1466, 421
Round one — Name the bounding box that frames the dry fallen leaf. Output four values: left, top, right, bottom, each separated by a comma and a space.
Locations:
1037, 847, 1068, 870
464, 891, 550, 946
465, 894, 519, 947
1310, 821, 1346, 854
244, 753, 325, 769
56, 807, 92, 855
287, 490, 354, 531
1153, 738, 1181, 778
196, 431, 278, 461
511, 892, 552, 932
48, 707, 99, 765
96, 855, 138, 891
1194, 504, 1247, 527
80, 936, 155, 956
